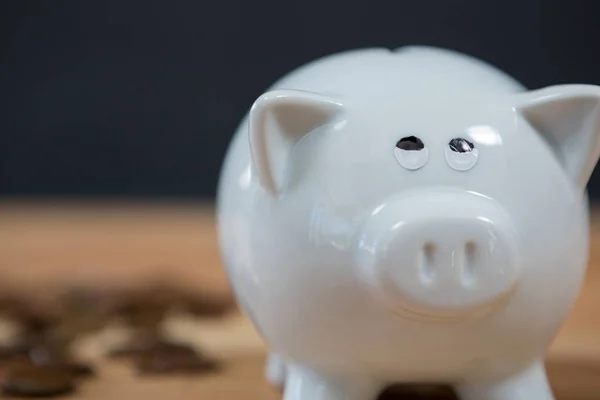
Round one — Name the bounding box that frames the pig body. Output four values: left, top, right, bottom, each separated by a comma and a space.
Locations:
217, 46, 600, 399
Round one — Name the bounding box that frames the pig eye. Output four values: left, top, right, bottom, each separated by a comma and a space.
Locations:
445, 138, 478, 171
394, 136, 428, 170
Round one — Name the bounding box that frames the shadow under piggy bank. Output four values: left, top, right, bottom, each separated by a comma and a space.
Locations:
378, 384, 456, 399
376, 357, 600, 400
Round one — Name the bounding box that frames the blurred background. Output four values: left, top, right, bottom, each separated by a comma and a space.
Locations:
2, 0, 600, 199
0, 2, 600, 398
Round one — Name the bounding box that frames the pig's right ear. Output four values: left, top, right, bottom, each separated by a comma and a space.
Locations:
516, 84, 600, 191
248, 89, 344, 197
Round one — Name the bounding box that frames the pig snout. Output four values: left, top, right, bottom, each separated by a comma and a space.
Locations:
355, 190, 521, 319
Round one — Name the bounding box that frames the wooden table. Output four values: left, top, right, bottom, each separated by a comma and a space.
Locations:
0, 200, 598, 399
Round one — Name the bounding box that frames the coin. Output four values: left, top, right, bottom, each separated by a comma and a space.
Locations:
4, 334, 51, 361
27, 344, 69, 367
26, 344, 95, 379
176, 290, 236, 318
54, 288, 114, 340
112, 290, 172, 331
108, 334, 196, 357
106, 331, 166, 359
1, 365, 75, 397
59, 362, 95, 378
180, 298, 234, 318
135, 347, 219, 375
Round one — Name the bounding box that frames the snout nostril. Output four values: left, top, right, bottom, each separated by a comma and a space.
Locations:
419, 243, 436, 284
462, 241, 477, 285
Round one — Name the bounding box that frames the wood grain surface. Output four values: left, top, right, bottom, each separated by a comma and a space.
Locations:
0, 200, 598, 399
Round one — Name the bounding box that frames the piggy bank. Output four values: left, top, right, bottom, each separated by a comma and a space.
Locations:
216, 46, 600, 400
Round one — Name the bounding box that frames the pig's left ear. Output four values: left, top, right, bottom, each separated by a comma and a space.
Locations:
248, 89, 344, 197
517, 84, 600, 190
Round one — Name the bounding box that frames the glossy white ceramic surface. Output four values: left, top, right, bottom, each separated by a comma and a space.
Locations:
216, 46, 600, 399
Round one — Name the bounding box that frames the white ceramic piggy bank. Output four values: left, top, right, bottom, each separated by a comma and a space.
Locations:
216, 46, 600, 400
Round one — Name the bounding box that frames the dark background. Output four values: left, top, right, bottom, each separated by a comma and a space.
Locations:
1, 0, 600, 199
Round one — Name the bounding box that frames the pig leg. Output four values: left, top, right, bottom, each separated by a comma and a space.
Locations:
283, 364, 381, 400
456, 362, 554, 400
265, 352, 288, 388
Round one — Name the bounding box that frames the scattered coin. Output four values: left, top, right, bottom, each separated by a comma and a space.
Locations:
111, 287, 174, 331
149, 341, 200, 357
2, 335, 52, 362
52, 288, 114, 343
27, 344, 69, 366
4, 296, 60, 336
59, 362, 95, 378
2, 356, 36, 371
0, 280, 227, 385
0, 345, 28, 361
176, 290, 236, 318
1, 365, 75, 397
135, 347, 219, 375
108, 335, 198, 359
107, 331, 166, 359
26, 345, 95, 379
